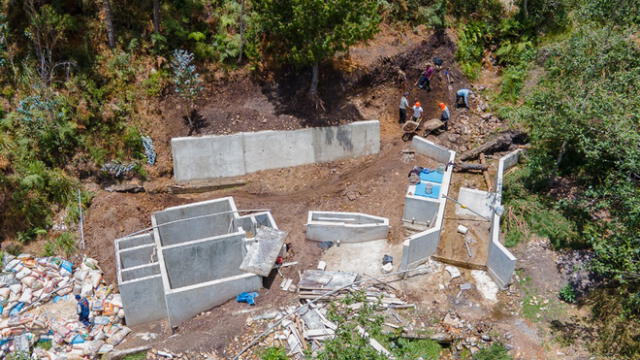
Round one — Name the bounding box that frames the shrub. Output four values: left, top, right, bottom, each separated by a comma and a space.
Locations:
473, 343, 512, 360
559, 284, 577, 304
260, 347, 288, 360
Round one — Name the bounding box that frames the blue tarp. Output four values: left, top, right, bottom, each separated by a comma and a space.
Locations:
415, 182, 441, 199
419, 169, 443, 183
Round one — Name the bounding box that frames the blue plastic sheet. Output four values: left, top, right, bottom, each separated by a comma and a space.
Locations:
419, 169, 444, 183
414, 182, 441, 199
60, 260, 73, 274
9, 302, 24, 317
236, 292, 259, 305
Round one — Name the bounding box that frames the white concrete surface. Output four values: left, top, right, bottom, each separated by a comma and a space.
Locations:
305, 211, 389, 243
321, 240, 402, 276
455, 187, 496, 219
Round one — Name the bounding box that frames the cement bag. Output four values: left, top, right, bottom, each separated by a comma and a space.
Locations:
98, 344, 113, 354
109, 294, 123, 308
74, 269, 89, 282
31, 279, 44, 291
0, 288, 10, 299
15, 268, 32, 280
32, 288, 44, 301
8, 291, 19, 302
83, 340, 104, 356
56, 286, 72, 296
18, 288, 32, 303
107, 327, 131, 346
0, 272, 17, 287
89, 271, 102, 288
80, 279, 93, 297
83, 257, 99, 269
9, 283, 21, 293
21, 275, 36, 287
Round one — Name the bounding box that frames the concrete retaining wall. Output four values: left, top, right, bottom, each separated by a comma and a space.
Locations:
486, 150, 522, 288
400, 137, 456, 270
305, 211, 389, 243
172, 121, 380, 182
165, 273, 262, 327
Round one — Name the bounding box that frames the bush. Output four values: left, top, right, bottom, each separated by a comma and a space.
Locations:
260, 347, 288, 360
559, 284, 577, 304
473, 343, 512, 360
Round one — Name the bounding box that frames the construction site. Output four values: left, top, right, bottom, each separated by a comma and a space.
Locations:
0, 29, 586, 360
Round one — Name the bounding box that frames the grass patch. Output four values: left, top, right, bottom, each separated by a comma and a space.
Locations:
472, 343, 512, 359
260, 346, 288, 360
122, 352, 147, 360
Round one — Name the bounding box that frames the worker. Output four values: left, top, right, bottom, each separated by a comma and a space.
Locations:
439, 102, 450, 130
412, 101, 423, 122
456, 88, 472, 108
416, 64, 434, 91
75, 295, 91, 326
399, 92, 409, 124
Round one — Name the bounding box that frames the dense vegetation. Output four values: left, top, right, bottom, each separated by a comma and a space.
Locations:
0, 0, 638, 358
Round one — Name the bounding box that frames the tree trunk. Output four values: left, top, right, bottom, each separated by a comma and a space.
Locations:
152, 0, 161, 34
459, 130, 527, 161
102, 0, 116, 48
523, 0, 528, 18
237, 0, 245, 63
309, 63, 319, 98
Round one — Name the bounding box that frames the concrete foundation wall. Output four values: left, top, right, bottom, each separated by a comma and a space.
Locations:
121, 263, 160, 282
162, 232, 246, 288
118, 244, 155, 270
305, 211, 389, 243
486, 149, 522, 288
400, 228, 441, 270
411, 136, 452, 163
402, 197, 440, 227
119, 275, 167, 326
154, 198, 236, 246
117, 233, 154, 250
400, 137, 456, 270
172, 121, 380, 182
165, 273, 262, 327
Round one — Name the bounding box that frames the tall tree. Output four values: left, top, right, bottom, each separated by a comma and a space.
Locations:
101, 0, 115, 48
253, 0, 381, 106
152, 0, 161, 34
23, 0, 72, 84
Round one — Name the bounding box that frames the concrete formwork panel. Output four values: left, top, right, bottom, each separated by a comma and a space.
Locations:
305, 211, 389, 243
165, 273, 262, 327
172, 133, 245, 182
171, 121, 381, 182
455, 187, 496, 219
162, 232, 246, 289
402, 196, 440, 228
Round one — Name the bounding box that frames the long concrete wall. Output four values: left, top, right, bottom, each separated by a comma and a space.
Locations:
172, 120, 380, 182
400, 137, 456, 270
486, 150, 522, 288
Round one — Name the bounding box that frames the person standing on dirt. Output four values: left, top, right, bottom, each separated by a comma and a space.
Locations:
412, 101, 423, 122
416, 65, 434, 91
456, 88, 472, 108
76, 295, 91, 327
439, 102, 450, 130
399, 92, 409, 124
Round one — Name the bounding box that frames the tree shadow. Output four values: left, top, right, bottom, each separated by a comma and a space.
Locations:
184, 109, 209, 136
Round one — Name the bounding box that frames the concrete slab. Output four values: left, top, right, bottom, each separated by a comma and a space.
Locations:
306, 211, 389, 243
455, 187, 496, 219
322, 240, 403, 276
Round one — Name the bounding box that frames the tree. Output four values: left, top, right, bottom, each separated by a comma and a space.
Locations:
101, 0, 116, 48
23, 0, 73, 85
171, 49, 203, 134
253, 0, 381, 106
152, 0, 161, 34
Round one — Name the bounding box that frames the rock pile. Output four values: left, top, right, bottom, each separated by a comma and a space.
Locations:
0, 253, 130, 358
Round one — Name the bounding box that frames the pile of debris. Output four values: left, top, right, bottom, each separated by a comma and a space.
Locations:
0, 253, 130, 358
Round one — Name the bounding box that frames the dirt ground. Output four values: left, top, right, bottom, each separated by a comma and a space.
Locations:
80, 28, 589, 359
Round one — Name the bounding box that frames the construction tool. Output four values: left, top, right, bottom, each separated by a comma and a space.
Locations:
441, 194, 491, 220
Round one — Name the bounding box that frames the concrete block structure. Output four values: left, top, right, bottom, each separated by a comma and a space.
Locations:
305, 211, 389, 243
172, 120, 381, 182
399, 137, 520, 288
115, 198, 280, 327
400, 137, 456, 270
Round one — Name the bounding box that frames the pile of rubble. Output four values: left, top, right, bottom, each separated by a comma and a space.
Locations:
0, 253, 130, 358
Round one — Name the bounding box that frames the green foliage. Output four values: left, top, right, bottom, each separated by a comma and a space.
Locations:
122, 352, 148, 360
472, 343, 512, 360
391, 338, 440, 359
515, 0, 568, 34
253, 0, 381, 68
559, 284, 577, 304
6, 351, 31, 360
143, 69, 169, 97
260, 346, 288, 360
502, 167, 578, 248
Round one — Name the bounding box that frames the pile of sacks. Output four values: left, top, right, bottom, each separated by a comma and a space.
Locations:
0, 253, 131, 358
